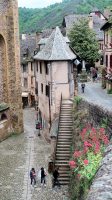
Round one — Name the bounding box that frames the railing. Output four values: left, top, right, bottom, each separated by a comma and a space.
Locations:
53, 93, 62, 168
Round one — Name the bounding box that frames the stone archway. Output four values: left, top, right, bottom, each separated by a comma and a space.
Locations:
0, 34, 7, 103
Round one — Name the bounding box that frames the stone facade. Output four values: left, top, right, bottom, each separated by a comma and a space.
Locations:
0, 0, 23, 135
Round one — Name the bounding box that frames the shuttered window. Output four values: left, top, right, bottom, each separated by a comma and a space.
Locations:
106, 55, 108, 67
110, 55, 112, 68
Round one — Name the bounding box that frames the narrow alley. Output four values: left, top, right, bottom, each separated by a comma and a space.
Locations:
0, 108, 69, 200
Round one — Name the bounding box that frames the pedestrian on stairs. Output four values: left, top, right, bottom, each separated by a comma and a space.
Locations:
52, 167, 61, 188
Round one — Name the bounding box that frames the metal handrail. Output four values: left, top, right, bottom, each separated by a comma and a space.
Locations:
54, 93, 62, 167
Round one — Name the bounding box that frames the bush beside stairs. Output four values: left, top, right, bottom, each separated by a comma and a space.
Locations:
55, 100, 73, 185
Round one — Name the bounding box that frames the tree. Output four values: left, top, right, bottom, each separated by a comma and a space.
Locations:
68, 19, 100, 64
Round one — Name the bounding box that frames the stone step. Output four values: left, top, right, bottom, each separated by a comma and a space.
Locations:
59, 174, 70, 178
58, 136, 72, 138
60, 120, 72, 122
57, 137, 72, 139
56, 153, 70, 156
59, 129, 72, 131
60, 181, 69, 185
56, 150, 70, 154
57, 144, 70, 146
57, 145, 70, 151
59, 126, 72, 128
57, 142, 72, 145
58, 177, 69, 181
55, 160, 69, 164
61, 110, 72, 112
57, 166, 70, 171
55, 163, 69, 167
60, 115, 72, 117
58, 130, 72, 132
56, 157, 70, 160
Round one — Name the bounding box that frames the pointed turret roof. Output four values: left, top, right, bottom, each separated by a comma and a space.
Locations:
34, 26, 76, 61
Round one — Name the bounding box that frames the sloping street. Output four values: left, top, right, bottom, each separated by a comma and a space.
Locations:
79, 82, 112, 111
0, 108, 69, 200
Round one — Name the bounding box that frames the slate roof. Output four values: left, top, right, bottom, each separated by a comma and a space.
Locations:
38, 36, 70, 45
20, 34, 37, 62
92, 15, 106, 40
62, 13, 105, 40
62, 14, 88, 30
34, 26, 76, 61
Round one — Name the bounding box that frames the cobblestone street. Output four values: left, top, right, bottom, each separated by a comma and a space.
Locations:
0, 108, 69, 200
79, 82, 112, 111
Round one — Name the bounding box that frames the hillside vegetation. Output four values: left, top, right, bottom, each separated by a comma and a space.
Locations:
19, 0, 112, 33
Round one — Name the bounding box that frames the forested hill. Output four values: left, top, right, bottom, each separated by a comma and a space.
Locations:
19, 0, 112, 33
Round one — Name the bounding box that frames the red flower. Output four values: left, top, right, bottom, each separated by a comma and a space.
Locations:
69, 161, 76, 168
83, 159, 89, 165
84, 141, 92, 147
74, 151, 82, 158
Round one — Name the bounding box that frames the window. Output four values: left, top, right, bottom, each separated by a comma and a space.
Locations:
41, 83, 43, 93
31, 62, 33, 71
100, 55, 103, 65
45, 62, 49, 75
40, 62, 42, 74
71, 64, 73, 73
31, 77, 33, 85
24, 78, 28, 88
110, 55, 112, 68
106, 55, 108, 67
37, 62, 38, 72
35, 82, 38, 95
106, 33, 108, 44
45, 85, 50, 97
23, 64, 27, 72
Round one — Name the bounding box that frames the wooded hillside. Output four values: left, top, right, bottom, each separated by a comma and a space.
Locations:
19, 0, 112, 33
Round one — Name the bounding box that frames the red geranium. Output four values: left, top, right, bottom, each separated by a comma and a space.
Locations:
83, 159, 89, 165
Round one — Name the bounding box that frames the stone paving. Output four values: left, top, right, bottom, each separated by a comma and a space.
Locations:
0, 108, 69, 200
79, 82, 112, 111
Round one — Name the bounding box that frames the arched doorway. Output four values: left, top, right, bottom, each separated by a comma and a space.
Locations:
0, 34, 7, 102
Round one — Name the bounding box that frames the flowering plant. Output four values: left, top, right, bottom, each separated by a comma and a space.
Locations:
69, 125, 109, 182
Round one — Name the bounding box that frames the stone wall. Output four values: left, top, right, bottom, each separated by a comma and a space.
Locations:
78, 100, 112, 138
76, 100, 112, 200
0, 0, 23, 134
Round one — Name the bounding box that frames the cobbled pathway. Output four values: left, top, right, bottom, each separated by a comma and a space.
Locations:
0, 108, 69, 200
79, 82, 112, 111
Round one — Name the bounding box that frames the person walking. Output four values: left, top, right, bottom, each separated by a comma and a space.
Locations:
81, 83, 85, 93
30, 168, 36, 186
52, 167, 60, 188
41, 167, 46, 186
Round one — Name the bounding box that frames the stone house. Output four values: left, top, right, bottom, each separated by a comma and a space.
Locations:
0, 0, 23, 140
34, 26, 76, 128
20, 34, 37, 107
20, 30, 54, 108
101, 18, 112, 90
62, 9, 106, 67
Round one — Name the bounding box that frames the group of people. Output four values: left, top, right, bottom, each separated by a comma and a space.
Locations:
30, 167, 46, 187
30, 167, 60, 188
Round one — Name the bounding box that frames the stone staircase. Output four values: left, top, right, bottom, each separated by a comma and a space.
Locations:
55, 100, 73, 185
